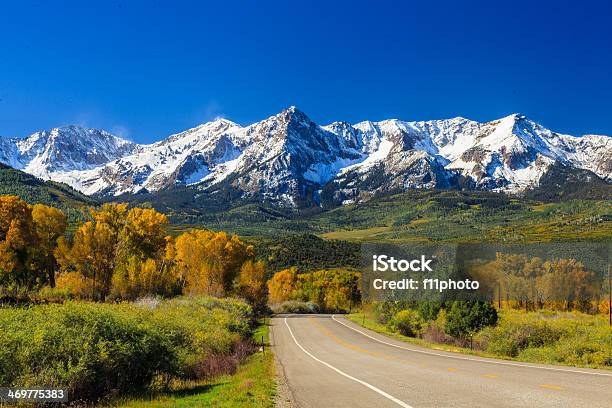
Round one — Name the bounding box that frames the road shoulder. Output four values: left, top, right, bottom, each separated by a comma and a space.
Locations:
270, 317, 298, 408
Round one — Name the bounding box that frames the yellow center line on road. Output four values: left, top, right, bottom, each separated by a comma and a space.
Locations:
539, 384, 563, 390
483, 374, 499, 379
302, 317, 582, 397
307, 317, 395, 361
309, 317, 501, 382
331, 315, 612, 378
284, 318, 414, 408
306, 317, 573, 396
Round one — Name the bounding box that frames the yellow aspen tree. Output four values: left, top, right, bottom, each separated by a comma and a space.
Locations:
267, 268, 298, 303
237, 260, 267, 310
32, 204, 67, 287
0, 196, 38, 288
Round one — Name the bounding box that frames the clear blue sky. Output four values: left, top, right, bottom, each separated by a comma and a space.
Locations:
1, 0, 611, 142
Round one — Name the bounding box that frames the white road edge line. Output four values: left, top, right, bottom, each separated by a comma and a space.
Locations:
283, 317, 413, 408
331, 315, 612, 378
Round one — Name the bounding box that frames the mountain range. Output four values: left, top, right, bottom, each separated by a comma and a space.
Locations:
0, 107, 610, 207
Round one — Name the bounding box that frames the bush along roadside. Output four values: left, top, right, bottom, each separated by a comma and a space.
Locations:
0, 296, 257, 404
352, 301, 612, 369
114, 318, 276, 408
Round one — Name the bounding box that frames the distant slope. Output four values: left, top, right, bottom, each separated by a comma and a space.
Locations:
0, 163, 97, 221
250, 234, 361, 274
121, 187, 611, 244
525, 163, 612, 201
317, 190, 611, 243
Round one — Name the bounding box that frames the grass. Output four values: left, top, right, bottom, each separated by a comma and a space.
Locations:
0, 297, 255, 403
320, 226, 392, 240
478, 310, 612, 368
115, 319, 276, 408
347, 310, 612, 370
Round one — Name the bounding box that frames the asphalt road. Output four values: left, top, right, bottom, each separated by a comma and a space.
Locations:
270, 314, 612, 408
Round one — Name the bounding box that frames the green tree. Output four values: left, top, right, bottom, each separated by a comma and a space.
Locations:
418, 301, 442, 321
444, 301, 498, 341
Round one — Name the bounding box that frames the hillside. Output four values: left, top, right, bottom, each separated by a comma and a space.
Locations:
315, 191, 611, 243
525, 163, 612, 201
133, 189, 611, 243
0, 163, 97, 222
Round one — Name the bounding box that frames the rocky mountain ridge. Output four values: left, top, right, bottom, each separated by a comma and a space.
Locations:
1, 107, 610, 206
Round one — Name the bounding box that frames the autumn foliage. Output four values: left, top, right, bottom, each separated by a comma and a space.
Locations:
0, 196, 267, 306
471, 252, 604, 313
0, 196, 66, 289
173, 229, 254, 297
268, 268, 360, 312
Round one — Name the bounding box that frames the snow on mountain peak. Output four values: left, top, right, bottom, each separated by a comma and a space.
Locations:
0, 109, 610, 204
277, 106, 314, 128
11, 125, 139, 177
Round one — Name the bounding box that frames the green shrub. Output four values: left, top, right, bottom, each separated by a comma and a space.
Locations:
480, 320, 565, 357
0, 302, 174, 400
271, 300, 320, 314
418, 301, 442, 321
388, 309, 424, 337
373, 300, 412, 324
444, 301, 498, 339
0, 296, 253, 402
518, 339, 612, 367
420, 309, 458, 345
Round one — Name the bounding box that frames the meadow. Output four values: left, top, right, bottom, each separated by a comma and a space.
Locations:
0, 196, 273, 406
0, 296, 258, 404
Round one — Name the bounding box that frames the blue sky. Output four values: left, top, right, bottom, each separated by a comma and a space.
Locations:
1, 0, 611, 142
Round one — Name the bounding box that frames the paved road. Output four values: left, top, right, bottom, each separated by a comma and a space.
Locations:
270, 314, 612, 408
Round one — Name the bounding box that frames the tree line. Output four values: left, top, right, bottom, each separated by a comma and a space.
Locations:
267, 267, 361, 312
471, 252, 607, 313
0, 196, 267, 311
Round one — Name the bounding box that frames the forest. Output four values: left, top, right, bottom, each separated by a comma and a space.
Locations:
1, 193, 608, 318
0, 196, 267, 308
470, 252, 608, 313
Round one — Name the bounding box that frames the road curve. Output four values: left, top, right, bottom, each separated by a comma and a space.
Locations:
270, 314, 612, 408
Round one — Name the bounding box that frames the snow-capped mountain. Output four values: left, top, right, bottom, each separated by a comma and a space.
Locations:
1, 126, 140, 177
323, 113, 611, 204
55, 119, 244, 196
0, 108, 610, 206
